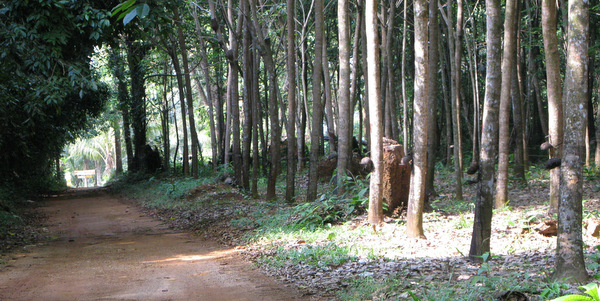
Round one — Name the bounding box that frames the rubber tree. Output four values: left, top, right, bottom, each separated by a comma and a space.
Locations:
365, 0, 383, 225
495, 0, 519, 208
406, 0, 430, 238
469, 0, 502, 258
552, 0, 589, 283
542, 0, 564, 213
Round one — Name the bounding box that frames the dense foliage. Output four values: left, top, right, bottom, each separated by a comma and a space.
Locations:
0, 0, 112, 192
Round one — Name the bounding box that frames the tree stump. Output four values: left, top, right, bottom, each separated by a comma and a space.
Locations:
382, 144, 411, 214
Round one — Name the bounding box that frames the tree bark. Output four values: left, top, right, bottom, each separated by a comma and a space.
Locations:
241, 0, 252, 190
553, 0, 589, 283
323, 42, 336, 154
336, 0, 352, 195
449, 0, 464, 201
174, 8, 200, 177
125, 35, 148, 172
470, 0, 502, 258
495, 0, 519, 208
114, 121, 123, 175
511, 15, 526, 183
285, 0, 297, 202
191, 6, 219, 168
160, 63, 170, 173
596, 70, 600, 167
425, 0, 440, 204
168, 45, 189, 176
366, 0, 383, 225
407, 0, 429, 238
542, 0, 563, 213
401, 0, 409, 154
306, 0, 325, 202
249, 0, 282, 201
108, 42, 133, 172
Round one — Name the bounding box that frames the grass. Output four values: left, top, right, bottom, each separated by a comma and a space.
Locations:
110, 164, 600, 300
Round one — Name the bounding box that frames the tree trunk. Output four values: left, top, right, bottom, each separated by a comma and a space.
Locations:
323, 43, 336, 154
298, 34, 309, 171
125, 36, 148, 173
495, 0, 519, 208
114, 121, 123, 175
511, 19, 526, 183
425, 0, 440, 204
385, 0, 399, 141
439, 38, 452, 166
401, 0, 409, 154
470, 0, 502, 258
336, 0, 352, 195
542, 0, 563, 213
229, 2, 242, 183
249, 0, 282, 201
171, 84, 180, 171
285, 0, 297, 202
465, 20, 480, 173
191, 5, 218, 168
361, 11, 370, 152
160, 64, 170, 173
407, 0, 429, 238
366, 0, 383, 225
241, 0, 253, 190
252, 49, 260, 198
108, 42, 132, 172
306, 0, 325, 202
449, 0, 464, 201
596, 70, 600, 167
174, 8, 199, 177
553, 0, 589, 283
169, 46, 189, 176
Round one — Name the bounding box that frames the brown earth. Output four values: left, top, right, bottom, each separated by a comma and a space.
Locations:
0, 188, 301, 301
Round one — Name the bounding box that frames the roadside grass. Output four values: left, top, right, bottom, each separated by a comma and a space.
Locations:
112, 164, 600, 300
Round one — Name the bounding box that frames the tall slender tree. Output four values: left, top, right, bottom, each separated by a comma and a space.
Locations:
174, 7, 200, 177
125, 34, 149, 172
307, 0, 325, 202
336, 0, 352, 195
366, 0, 383, 225
553, 0, 589, 283
470, 0, 502, 257
449, 0, 465, 201
406, 0, 430, 238
542, 0, 564, 213
495, 0, 519, 208
425, 0, 440, 203
285, 0, 297, 202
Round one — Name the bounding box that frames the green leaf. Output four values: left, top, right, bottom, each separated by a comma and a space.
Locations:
111, 0, 137, 16
136, 4, 149, 18
580, 283, 600, 300
551, 296, 593, 301
123, 8, 137, 25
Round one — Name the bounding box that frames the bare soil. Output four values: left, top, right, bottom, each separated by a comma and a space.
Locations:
0, 188, 301, 301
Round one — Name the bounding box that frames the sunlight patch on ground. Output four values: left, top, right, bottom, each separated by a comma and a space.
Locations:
142, 248, 238, 264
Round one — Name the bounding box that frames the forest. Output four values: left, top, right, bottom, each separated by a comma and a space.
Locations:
1, 0, 600, 299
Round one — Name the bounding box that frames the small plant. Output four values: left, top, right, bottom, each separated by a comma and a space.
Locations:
541, 282, 570, 299
453, 213, 473, 230
550, 283, 600, 301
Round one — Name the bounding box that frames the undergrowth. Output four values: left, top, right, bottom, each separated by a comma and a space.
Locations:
109, 164, 600, 301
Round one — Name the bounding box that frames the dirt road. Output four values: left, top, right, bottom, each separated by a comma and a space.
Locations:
0, 188, 300, 300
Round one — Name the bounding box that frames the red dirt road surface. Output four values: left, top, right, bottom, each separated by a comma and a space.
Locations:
0, 188, 300, 300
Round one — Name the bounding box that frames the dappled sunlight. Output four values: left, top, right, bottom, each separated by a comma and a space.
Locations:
141, 248, 238, 264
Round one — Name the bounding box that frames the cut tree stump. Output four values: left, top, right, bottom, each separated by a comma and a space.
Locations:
382, 143, 411, 214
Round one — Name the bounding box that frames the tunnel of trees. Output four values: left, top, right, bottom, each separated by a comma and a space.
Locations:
1, 0, 599, 282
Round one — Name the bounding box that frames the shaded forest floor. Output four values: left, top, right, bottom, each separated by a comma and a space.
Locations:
108, 165, 600, 300
3, 165, 600, 300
